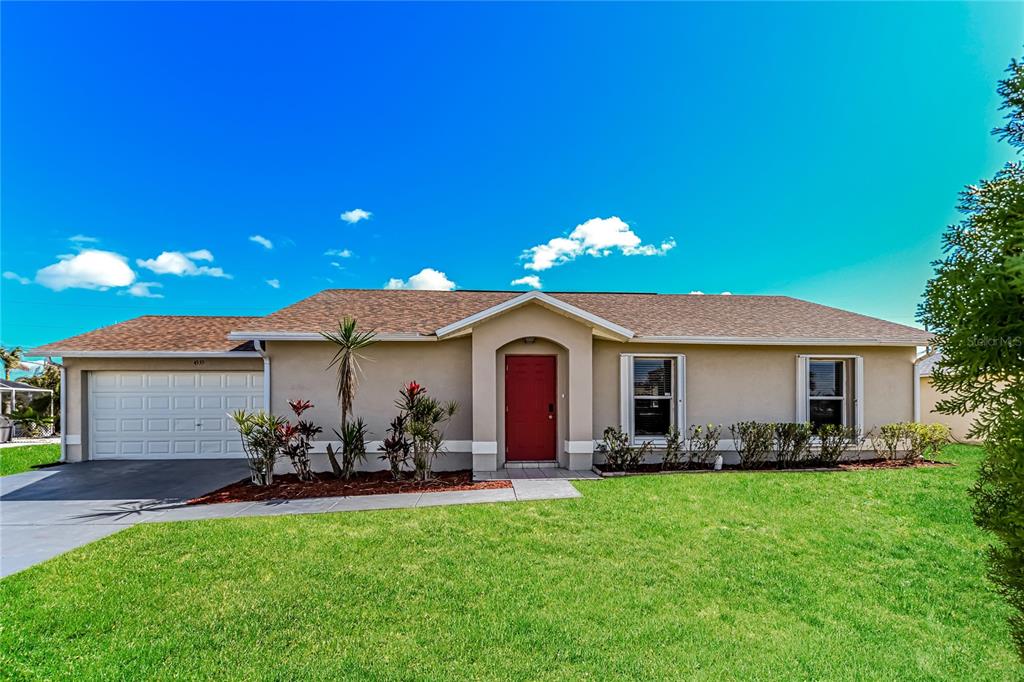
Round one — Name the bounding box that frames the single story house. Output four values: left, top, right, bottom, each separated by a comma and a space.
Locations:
916, 351, 981, 443
31, 289, 932, 473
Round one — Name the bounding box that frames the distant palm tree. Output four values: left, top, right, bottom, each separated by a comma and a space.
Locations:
0, 346, 24, 381
321, 318, 377, 477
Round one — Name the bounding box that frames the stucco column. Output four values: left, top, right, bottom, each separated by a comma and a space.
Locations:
471, 333, 498, 471
566, 341, 594, 471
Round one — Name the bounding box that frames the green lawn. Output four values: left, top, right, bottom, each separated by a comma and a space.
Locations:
0, 445, 1016, 679
0, 444, 60, 477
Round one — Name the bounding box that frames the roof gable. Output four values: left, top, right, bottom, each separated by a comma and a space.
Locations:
434, 291, 634, 340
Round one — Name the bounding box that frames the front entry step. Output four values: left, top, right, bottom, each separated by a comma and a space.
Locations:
505, 460, 559, 469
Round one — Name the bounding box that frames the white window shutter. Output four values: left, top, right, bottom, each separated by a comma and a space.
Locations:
854, 355, 864, 435
795, 355, 809, 422
619, 354, 632, 435
677, 355, 687, 434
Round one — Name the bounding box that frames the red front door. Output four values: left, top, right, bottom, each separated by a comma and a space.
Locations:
505, 355, 556, 461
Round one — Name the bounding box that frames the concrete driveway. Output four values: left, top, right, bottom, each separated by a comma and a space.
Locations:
0, 460, 248, 578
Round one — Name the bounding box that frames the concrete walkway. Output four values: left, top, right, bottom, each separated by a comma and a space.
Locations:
1, 461, 581, 578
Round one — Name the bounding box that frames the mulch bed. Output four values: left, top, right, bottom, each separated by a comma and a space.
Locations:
596, 458, 952, 476
189, 470, 512, 505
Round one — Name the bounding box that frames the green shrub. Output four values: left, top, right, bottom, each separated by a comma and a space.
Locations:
600, 426, 651, 471
730, 421, 774, 469
872, 422, 912, 462
774, 422, 813, 468
661, 425, 684, 469
686, 423, 722, 468
907, 423, 952, 461
816, 424, 859, 467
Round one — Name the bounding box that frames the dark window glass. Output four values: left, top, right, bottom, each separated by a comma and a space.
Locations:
633, 359, 673, 397
809, 361, 844, 397
809, 399, 842, 431
634, 398, 671, 436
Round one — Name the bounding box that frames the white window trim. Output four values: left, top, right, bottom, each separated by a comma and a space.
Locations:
619, 353, 686, 446
797, 354, 864, 435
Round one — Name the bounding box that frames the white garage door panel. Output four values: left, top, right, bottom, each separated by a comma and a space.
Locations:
89, 371, 263, 460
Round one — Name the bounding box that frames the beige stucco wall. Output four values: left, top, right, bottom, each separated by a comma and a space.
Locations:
62, 356, 263, 462
920, 377, 981, 443
267, 338, 473, 443
593, 341, 917, 439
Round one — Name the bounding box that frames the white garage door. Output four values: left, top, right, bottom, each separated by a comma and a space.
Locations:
88, 371, 264, 459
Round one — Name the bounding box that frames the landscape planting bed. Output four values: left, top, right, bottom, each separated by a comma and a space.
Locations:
190, 470, 512, 505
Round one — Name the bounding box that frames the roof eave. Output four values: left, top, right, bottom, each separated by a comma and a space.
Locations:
28, 349, 263, 358
630, 336, 931, 346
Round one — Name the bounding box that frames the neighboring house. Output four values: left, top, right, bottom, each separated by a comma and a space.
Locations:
30, 290, 932, 473
916, 352, 981, 443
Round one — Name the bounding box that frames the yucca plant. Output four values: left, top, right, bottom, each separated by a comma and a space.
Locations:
321, 317, 377, 477
328, 418, 369, 480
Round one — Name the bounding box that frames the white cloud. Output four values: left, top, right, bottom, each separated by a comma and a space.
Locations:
340, 209, 372, 224
123, 282, 164, 298
522, 216, 675, 272
36, 250, 137, 291
720, 291, 732, 296
689, 291, 704, 295
330, 262, 343, 269
69, 234, 99, 243
510, 275, 542, 289
249, 235, 273, 249
324, 248, 353, 258
266, 279, 280, 289
384, 267, 456, 291
136, 250, 230, 278
3, 271, 31, 285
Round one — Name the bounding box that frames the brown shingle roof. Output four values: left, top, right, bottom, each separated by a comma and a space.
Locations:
236, 289, 930, 344
31, 291, 931, 354
31, 316, 258, 354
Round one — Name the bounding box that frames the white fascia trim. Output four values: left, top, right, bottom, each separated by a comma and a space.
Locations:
40, 350, 263, 358
434, 291, 635, 340
227, 331, 436, 342
631, 336, 929, 347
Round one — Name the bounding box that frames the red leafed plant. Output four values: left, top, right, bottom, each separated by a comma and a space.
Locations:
280, 399, 322, 482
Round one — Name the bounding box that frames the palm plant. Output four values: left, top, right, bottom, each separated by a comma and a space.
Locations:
321, 317, 377, 476
0, 346, 24, 381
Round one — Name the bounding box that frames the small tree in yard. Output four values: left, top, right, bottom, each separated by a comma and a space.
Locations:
321, 317, 377, 478
918, 54, 1024, 659
395, 381, 458, 481
231, 410, 287, 485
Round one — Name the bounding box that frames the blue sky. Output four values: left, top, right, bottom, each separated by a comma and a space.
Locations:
2, 2, 1022, 352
